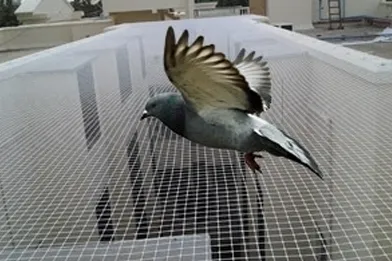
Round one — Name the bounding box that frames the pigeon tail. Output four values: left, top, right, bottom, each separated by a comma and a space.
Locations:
280, 137, 324, 180
253, 125, 323, 180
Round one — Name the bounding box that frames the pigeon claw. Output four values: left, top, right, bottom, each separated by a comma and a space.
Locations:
244, 153, 263, 174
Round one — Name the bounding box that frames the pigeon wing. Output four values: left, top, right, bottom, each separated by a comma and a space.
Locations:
233, 48, 272, 112
163, 26, 263, 115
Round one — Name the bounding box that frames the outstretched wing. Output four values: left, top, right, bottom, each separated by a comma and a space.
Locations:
233, 48, 272, 112
163, 26, 263, 115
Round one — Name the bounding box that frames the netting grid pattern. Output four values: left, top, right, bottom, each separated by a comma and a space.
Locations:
0, 16, 391, 261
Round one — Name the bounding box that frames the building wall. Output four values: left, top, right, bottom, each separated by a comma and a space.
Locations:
102, 0, 187, 13
249, 0, 267, 16
16, 0, 75, 23
0, 48, 47, 64
0, 19, 113, 64
36, 0, 74, 22
194, 1, 218, 10
109, 10, 166, 24
344, 0, 384, 17
314, 0, 392, 21
266, 0, 313, 30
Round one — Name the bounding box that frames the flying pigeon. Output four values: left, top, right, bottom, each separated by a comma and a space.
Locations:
140, 26, 323, 179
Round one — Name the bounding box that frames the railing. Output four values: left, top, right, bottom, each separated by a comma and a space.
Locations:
194, 6, 250, 18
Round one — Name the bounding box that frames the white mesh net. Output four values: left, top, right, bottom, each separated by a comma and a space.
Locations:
0, 15, 391, 261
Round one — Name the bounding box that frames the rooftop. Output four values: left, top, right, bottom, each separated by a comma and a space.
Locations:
1, 15, 392, 261
299, 22, 392, 59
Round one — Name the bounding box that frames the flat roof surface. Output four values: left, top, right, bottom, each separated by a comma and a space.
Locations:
299, 23, 392, 59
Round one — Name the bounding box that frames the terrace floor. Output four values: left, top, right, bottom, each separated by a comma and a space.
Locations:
298, 22, 392, 59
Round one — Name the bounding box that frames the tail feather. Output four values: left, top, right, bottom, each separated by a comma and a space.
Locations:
281, 136, 323, 179
253, 124, 323, 179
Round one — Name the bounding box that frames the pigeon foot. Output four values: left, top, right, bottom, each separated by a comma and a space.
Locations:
244, 153, 263, 174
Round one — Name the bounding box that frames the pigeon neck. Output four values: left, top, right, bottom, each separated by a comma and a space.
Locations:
159, 96, 186, 136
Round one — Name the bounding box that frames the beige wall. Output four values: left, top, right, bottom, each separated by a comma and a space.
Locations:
266, 0, 313, 29
0, 19, 113, 52
250, 0, 313, 29
0, 48, 46, 64
110, 10, 175, 24
0, 19, 114, 64
249, 0, 267, 16
102, 0, 186, 13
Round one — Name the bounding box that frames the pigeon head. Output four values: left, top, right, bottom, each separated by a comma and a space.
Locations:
141, 93, 175, 120
141, 95, 162, 120
140, 93, 186, 135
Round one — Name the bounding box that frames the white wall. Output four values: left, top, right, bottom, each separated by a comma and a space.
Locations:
267, 0, 314, 30
194, 1, 218, 10
16, 0, 75, 22
35, 0, 74, 22
0, 71, 103, 248
102, 0, 187, 12
344, 0, 380, 17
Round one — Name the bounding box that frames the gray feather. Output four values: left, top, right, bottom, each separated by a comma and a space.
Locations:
233, 48, 272, 111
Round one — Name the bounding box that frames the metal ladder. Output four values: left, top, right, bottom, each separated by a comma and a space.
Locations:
328, 0, 344, 30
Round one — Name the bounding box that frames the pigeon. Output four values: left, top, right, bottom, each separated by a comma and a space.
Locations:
140, 26, 323, 179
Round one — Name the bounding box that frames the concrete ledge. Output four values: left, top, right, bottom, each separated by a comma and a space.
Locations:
0, 19, 113, 52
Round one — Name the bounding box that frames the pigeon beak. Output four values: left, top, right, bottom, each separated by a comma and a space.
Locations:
140, 110, 149, 121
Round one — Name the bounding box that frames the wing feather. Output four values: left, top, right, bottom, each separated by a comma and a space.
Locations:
164, 26, 263, 114
233, 48, 272, 112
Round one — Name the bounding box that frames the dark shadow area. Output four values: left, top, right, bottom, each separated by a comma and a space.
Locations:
77, 63, 101, 150
126, 131, 151, 239
116, 46, 132, 103
315, 221, 329, 261
95, 187, 114, 242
